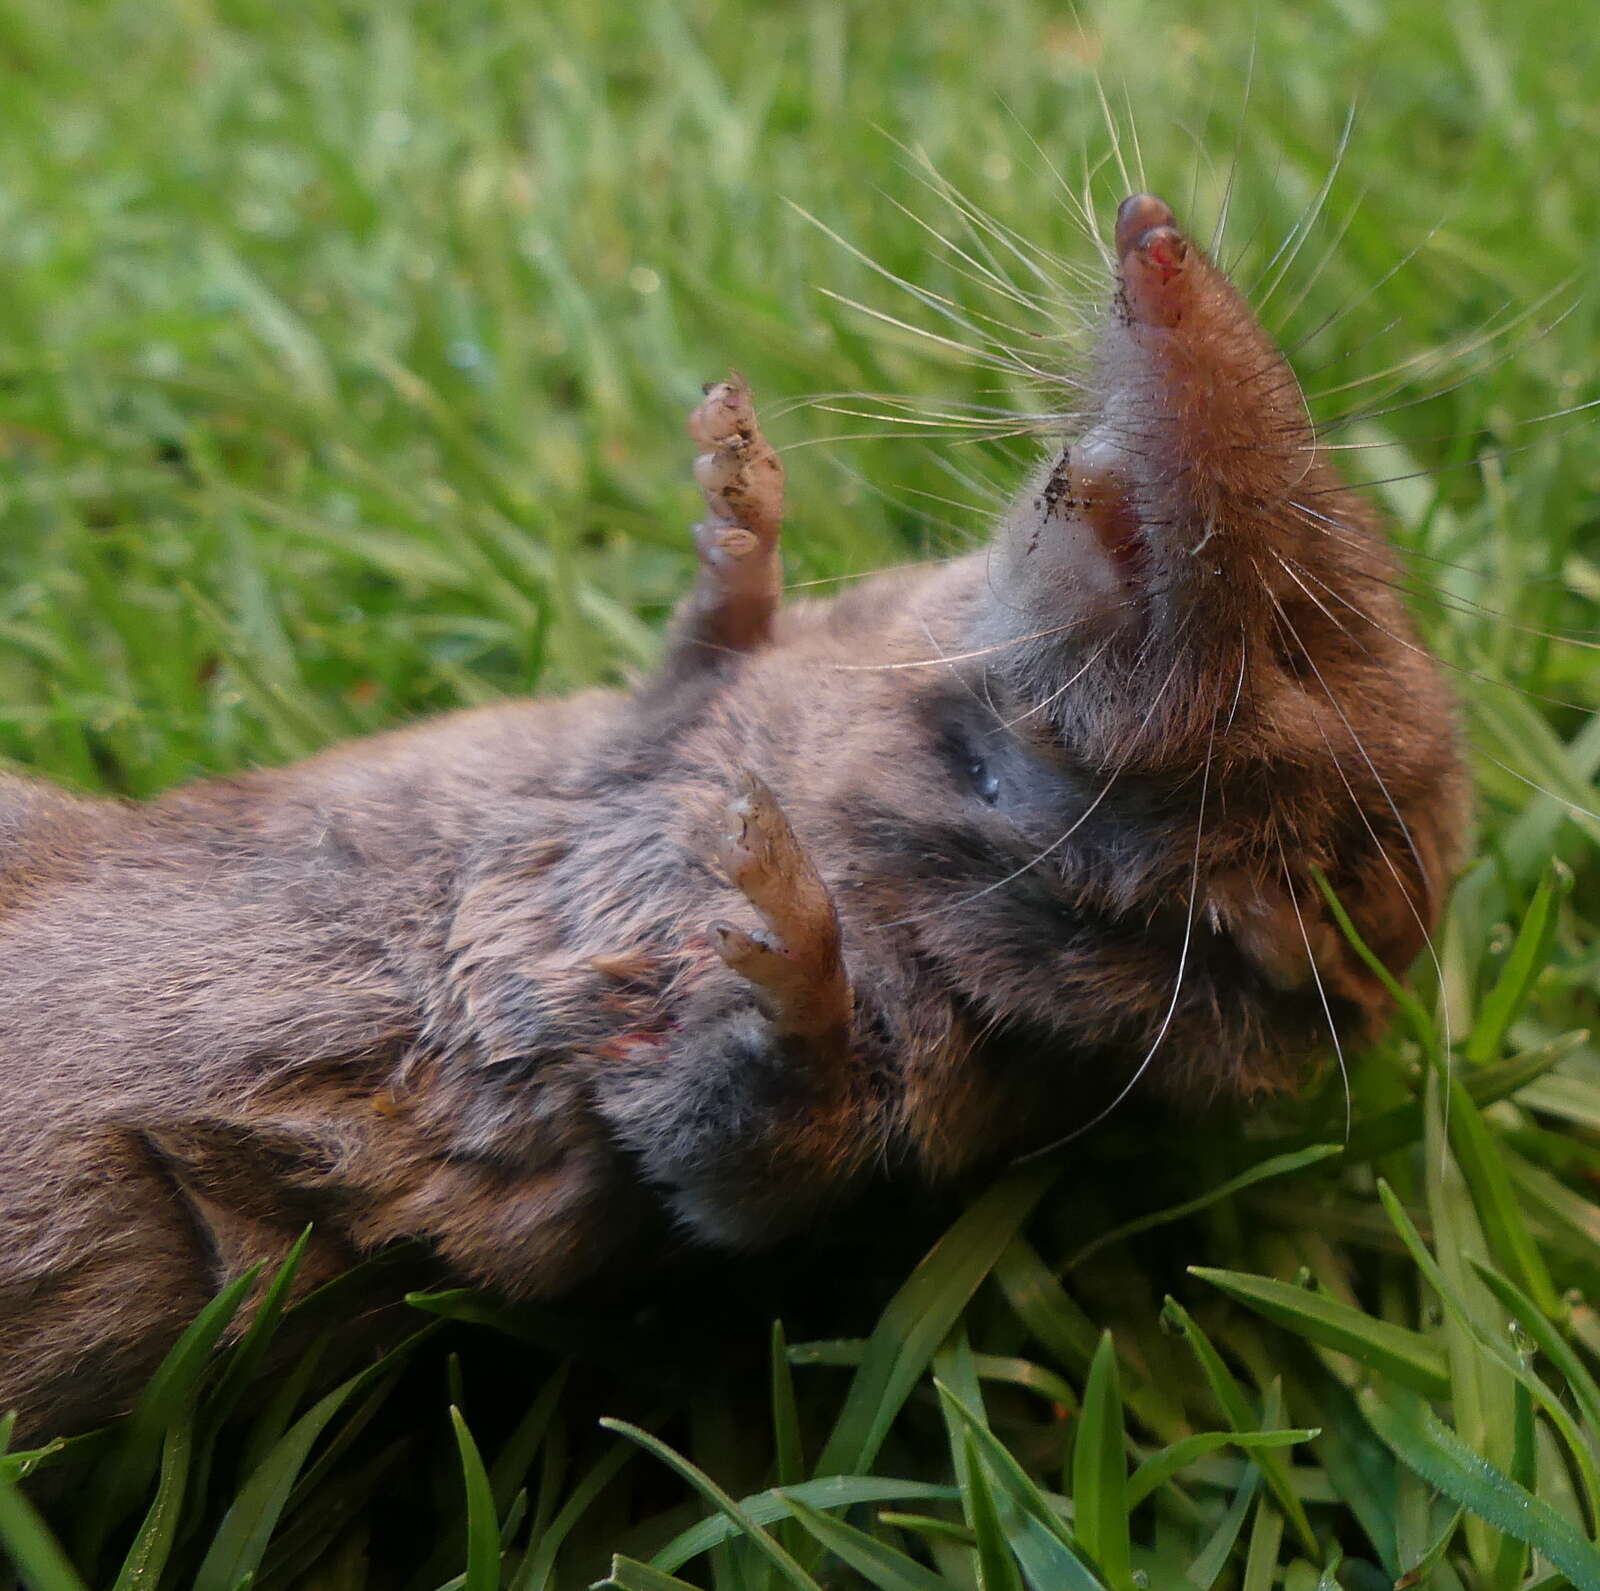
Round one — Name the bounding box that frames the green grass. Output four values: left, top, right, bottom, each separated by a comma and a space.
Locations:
2, 0, 1599, 1586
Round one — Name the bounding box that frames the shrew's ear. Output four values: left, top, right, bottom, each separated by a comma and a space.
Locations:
1331, 816, 1451, 1001
1207, 816, 1449, 1024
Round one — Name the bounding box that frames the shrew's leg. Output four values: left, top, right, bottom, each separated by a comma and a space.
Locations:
709, 772, 851, 1052
660, 374, 785, 677
592, 775, 879, 1247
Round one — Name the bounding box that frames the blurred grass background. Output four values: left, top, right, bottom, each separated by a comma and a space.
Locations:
1, 0, 1599, 1587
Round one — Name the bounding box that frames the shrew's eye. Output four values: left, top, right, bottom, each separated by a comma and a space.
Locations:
968, 757, 1002, 806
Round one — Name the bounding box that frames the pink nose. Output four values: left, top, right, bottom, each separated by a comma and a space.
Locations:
1114, 193, 1176, 257
1114, 194, 1189, 328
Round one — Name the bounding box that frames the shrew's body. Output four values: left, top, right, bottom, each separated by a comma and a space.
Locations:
0, 198, 1465, 1437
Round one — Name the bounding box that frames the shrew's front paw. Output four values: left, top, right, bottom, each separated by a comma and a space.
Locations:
591, 772, 863, 1246
710, 771, 851, 1046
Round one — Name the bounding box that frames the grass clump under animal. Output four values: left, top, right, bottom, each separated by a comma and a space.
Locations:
1, 0, 1599, 1586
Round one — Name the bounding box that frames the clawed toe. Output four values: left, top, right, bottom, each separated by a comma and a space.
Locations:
688, 373, 754, 442
655, 374, 787, 672
689, 373, 784, 548
711, 772, 851, 1041
692, 517, 762, 572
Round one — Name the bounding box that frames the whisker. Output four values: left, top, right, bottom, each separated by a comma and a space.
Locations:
828, 617, 1100, 673
1277, 550, 1600, 717
1469, 742, 1600, 838
1306, 282, 1571, 414
996, 640, 1111, 730
1276, 827, 1352, 1144
790, 195, 1080, 361
1017, 638, 1233, 1160
1282, 218, 1448, 360
1267, 184, 1368, 338
1094, 73, 1136, 203
1266, 570, 1454, 1071
1315, 295, 1583, 433
782, 561, 939, 593
769, 390, 1058, 423
878, 188, 1085, 320
879, 480, 1004, 520
1223, 625, 1250, 732
1121, 78, 1149, 195
1298, 403, 1600, 497
815, 455, 991, 547
870, 628, 1192, 929
888, 131, 1104, 291
797, 402, 1059, 433
997, 97, 1109, 272
777, 423, 1054, 453
1249, 103, 1357, 314
1283, 495, 1588, 604
1210, 33, 1256, 257
811, 285, 1062, 385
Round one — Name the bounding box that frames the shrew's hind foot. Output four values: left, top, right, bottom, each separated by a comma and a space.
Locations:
689, 373, 784, 551
711, 771, 851, 1047
663, 374, 786, 671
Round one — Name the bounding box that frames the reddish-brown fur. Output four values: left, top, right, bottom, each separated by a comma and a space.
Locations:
0, 197, 1466, 1438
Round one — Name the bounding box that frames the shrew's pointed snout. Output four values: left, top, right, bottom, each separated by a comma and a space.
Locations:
989, 189, 1319, 640
1113, 193, 1175, 253
1115, 193, 1190, 328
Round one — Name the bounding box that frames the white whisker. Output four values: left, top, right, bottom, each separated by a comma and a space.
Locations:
871, 632, 1192, 929
1017, 641, 1234, 1161
1266, 573, 1455, 1078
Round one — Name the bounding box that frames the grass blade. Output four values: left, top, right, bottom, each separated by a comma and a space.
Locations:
599, 1557, 703, 1591
1375, 1179, 1600, 1526
1126, 1428, 1318, 1509
1071, 1334, 1131, 1590
1465, 863, 1567, 1066
1186, 1465, 1260, 1590
510, 1426, 640, 1591
202, 1229, 312, 1437
490, 1365, 571, 1518
1470, 1261, 1600, 1434
1160, 1298, 1320, 1554
1240, 1501, 1284, 1591
1002, 1511, 1113, 1591
194, 1329, 431, 1591
1187, 1268, 1449, 1397
651, 1478, 960, 1573
1444, 1075, 1559, 1312
963, 1431, 1025, 1591
1065, 1145, 1340, 1272
1360, 1383, 1600, 1587
770, 1323, 804, 1489
1313, 869, 1437, 1051
602, 1419, 820, 1591
993, 1237, 1177, 1439
814, 1167, 1056, 1475
450, 1407, 502, 1591
779, 1491, 953, 1591
0, 1469, 92, 1591
932, 1383, 1080, 1553
110, 1417, 194, 1591
79, 1263, 262, 1564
